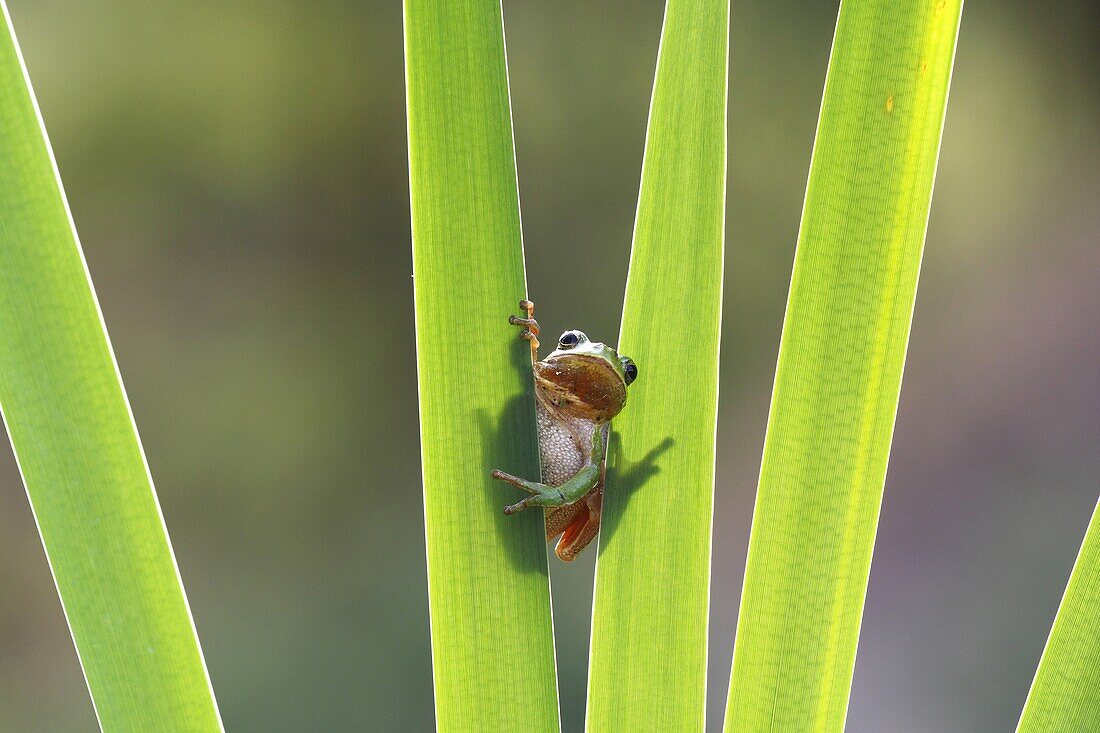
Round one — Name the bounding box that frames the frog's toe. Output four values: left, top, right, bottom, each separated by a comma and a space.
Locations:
508, 314, 539, 334
490, 468, 521, 486
491, 469, 539, 495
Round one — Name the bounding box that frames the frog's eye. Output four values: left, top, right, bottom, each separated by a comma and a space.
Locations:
622, 358, 638, 385
558, 331, 580, 349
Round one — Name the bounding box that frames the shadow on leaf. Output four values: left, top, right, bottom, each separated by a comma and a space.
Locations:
473, 330, 547, 575
598, 433, 675, 551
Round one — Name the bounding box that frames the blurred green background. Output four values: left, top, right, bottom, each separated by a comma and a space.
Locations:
0, 0, 1095, 730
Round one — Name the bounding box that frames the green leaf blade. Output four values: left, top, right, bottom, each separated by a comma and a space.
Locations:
404, 1, 559, 730
1017, 499, 1100, 731
0, 5, 221, 730
586, 0, 728, 729
724, 1, 962, 730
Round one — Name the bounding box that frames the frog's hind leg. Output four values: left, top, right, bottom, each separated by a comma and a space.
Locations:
491, 470, 566, 515
553, 489, 602, 562
491, 456, 600, 515
508, 299, 540, 365
545, 501, 586, 543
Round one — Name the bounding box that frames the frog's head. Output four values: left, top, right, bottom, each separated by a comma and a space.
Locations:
535, 330, 638, 422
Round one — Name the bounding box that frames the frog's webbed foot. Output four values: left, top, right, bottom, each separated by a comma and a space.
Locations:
491, 469, 566, 515
508, 299, 540, 364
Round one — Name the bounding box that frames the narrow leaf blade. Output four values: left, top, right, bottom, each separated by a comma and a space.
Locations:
586, 0, 728, 728
404, 0, 560, 729
725, 0, 962, 729
1017, 498, 1100, 730
0, 4, 221, 729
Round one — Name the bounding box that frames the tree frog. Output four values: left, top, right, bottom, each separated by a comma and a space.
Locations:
491, 300, 638, 561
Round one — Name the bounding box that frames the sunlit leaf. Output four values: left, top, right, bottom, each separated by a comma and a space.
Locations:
1017, 498, 1100, 731
586, 0, 728, 728
404, 0, 560, 729
0, 4, 221, 729
724, 0, 963, 728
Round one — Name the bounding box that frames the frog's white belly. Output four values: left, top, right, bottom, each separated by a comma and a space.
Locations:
535, 401, 593, 487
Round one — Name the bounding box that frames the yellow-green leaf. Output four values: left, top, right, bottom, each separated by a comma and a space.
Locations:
586, 0, 728, 729
404, 0, 560, 729
0, 4, 221, 730
724, 0, 962, 729
1017, 498, 1100, 731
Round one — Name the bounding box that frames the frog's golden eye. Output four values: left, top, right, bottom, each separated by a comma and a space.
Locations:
558, 331, 579, 349
622, 358, 638, 385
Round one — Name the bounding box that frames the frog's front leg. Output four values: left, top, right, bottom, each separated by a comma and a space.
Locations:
508, 299, 540, 366
492, 422, 606, 515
